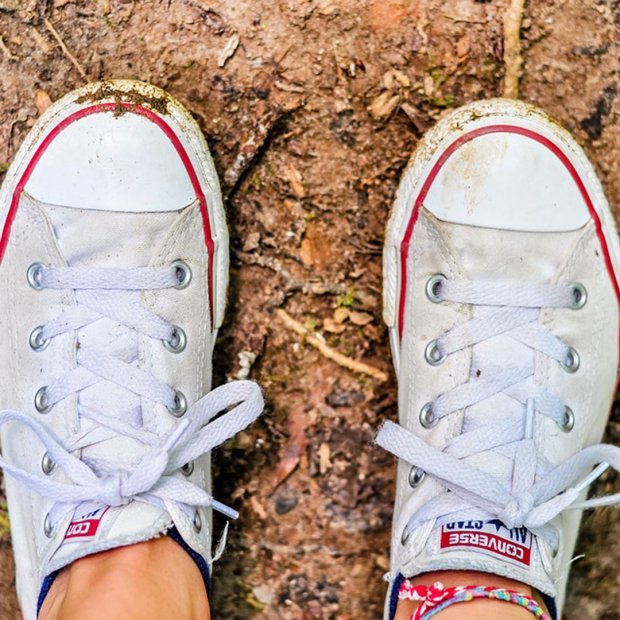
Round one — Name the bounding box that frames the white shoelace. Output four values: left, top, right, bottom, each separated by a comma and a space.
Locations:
0, 264, 263, 533
377, 276, 620, 552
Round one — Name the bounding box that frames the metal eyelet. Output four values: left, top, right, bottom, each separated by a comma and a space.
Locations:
41, 452, 56, 475
425, 274, 446, 303
419, 402, 438, 429
168, 390, 188, 417
181, 461, 194, 477
408, 466, 426, 488
569, 283, 587, 310
27, 263, 46, 290
560, 406, 575, 432
163, 325, 187, 353
172, 260, 192, 290
424, 339, 446, 366
29, 326, 50, 352
560, 346, 580, 373
192, 510, 202, 532
401, 526, 411, 545
43, 513, 54, 538
34, 387, 54, 414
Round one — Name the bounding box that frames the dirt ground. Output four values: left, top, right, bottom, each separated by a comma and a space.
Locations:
0, 0, 619, 618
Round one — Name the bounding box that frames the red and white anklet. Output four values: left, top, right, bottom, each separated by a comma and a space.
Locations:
398, 580, 551, 620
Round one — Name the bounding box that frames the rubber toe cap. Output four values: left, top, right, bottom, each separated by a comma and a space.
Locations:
25, 109, 195, 213
424, 125, 591, 232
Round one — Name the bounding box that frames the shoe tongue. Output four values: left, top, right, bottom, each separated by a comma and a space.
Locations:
42, 199, 179, 267
436, 214, 583, 281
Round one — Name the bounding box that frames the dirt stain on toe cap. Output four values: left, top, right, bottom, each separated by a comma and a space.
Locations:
75, 82, 171, 117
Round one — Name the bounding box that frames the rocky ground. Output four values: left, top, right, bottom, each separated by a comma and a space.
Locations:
0, 0, 618, 618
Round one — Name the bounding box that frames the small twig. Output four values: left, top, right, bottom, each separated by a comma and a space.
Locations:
502, 0, 526, 98
441, 12, 486, 24
44, 18, 88, 81
276, 308, 388, 382
236, 251, 346, 296
274, 80, 306, 94
274, 43, 293, 64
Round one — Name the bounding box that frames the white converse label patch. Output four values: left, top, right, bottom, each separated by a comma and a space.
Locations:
63, 503, 110, 543
439, 520, 533, 567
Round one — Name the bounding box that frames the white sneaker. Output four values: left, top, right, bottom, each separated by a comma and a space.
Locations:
377, 99, 620, 619
0, 80, 263, 619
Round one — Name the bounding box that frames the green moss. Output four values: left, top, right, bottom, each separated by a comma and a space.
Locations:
0, 501, 10, 538
304, 315, 319, 331
426, 94, 455, 108
338, 287, 356, 308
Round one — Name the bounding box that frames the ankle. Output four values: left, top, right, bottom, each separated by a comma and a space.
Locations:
40, 536, 210, 620
394, 571, 549, 620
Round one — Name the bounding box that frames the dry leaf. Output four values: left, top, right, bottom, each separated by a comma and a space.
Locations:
392, 69, 411, 87
382, 70, 395, 90
284, 163, 306, 198
456, 36, 471, 61
243, 231, 261, 252
401, 102, 429, 134
324, 318, 346, 334
334, 307, 350, 323
35, 90, 52, 115
266, 404, 308, 493
319, 442, 331, 474
300, 237, 313, 267
401, 102, 419, 122
298, 221, 332, 271
368, 91, 400, 120
349, 311, 374, 326
423, 75, 435, 96
217, 33, 240, 68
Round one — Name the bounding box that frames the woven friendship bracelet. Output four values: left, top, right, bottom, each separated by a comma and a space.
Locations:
398, 580, 551, 620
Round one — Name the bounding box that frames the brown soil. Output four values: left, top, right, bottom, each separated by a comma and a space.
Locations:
0, 1, 618, 618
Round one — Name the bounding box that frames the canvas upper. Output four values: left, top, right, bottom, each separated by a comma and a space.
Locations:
0, 80, 263, 619
377, 99, 620, 619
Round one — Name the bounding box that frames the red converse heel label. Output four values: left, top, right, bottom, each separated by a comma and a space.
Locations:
439, 520, 533, 567
63, 504, 110, 543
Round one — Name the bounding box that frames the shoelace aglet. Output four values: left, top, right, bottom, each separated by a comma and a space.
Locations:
163, 418, 191, 452
211, 499, 239, 520
575, 462, 609, 494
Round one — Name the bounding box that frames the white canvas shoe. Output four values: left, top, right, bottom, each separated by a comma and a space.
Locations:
377, 99, 620, 619
0, 80, 263, 619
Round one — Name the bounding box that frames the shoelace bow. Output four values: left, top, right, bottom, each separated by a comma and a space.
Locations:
0, 264, 263, 532
377, 277, 620, 551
